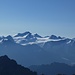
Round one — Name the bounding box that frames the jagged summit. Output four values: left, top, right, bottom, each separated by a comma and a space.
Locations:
25, 32, 33, 39
49, 35, 62, 39
1, 35, 14, 44
0, 55, 37, 75
0, 55, 17, 67
14, 31, 42, 38
49, 35, 58, 39
34, 33, 42, 38
6, 35, 14, 42
0, 55, 9, 60
14, 31, 31, 37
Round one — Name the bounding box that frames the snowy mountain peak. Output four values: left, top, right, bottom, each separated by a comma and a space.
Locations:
25, 32, 33, 39
34, 33, 42, 38
49, 35, 62, 39
2, 35, 14, 43
14, 31, 31, 37
58, 36, 62, 39
6, 35, 13, 39
49, 35, 58, 39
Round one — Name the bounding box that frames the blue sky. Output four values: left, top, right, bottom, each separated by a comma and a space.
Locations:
0, 0, 75, 38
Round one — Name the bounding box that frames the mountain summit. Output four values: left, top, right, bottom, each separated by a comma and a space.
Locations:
0, 55, 37, 75
14, 31, 31, 37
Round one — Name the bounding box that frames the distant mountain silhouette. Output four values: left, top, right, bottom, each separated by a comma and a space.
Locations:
29, 62, 75, 75
0, 55, 37, 75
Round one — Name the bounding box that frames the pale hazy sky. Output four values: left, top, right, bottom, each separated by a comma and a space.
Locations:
0, 0, 75, 38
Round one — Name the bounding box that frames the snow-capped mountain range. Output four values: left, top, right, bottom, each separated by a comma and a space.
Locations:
0, 31, 73, 46
13, 31, 73, 46
0, 31, 75, 66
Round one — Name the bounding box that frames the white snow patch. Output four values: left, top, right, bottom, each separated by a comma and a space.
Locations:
13, 36, 65, 46
67, 40, 71, 44
62, 57, 69, 61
